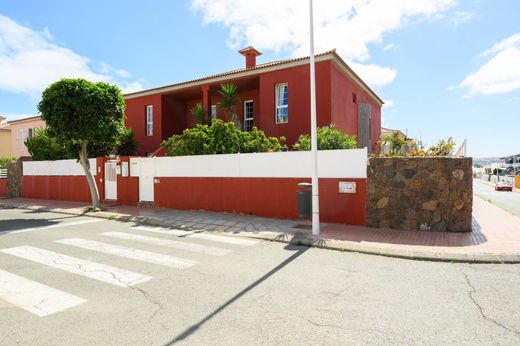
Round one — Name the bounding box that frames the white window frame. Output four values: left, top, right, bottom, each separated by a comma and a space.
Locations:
275, 83, 288, 124
211, 104, 217, 119
146, 105, 153, 136
243, 100, 254, 132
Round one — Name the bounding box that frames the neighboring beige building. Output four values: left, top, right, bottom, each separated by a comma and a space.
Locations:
7, 116, 46, 157
0, 115, 11, 157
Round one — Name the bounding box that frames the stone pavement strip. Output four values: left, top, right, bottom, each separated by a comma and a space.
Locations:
1, 196, 519, 263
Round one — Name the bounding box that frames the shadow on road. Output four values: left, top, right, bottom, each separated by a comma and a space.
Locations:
0, 214, 79, 233
164, 244, 309, 345
0, 219, 59, 233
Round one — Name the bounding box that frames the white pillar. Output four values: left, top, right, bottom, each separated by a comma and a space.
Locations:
309, 0, 320, 236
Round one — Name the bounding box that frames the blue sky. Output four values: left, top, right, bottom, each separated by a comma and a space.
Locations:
0, 0, 518, 157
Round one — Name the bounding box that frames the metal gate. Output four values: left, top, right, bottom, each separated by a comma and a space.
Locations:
104, 160, 117, 200
139, 158, 155, 202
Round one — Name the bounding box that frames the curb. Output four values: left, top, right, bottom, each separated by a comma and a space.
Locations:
2, 203, 520, 264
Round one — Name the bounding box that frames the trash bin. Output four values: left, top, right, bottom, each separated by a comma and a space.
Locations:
297, 182, 312, 219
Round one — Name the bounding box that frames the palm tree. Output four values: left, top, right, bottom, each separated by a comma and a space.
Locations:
190, 102, 207, 125
217, 83, 241, 129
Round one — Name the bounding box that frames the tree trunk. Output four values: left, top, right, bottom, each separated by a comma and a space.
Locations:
78, 141, 100, 210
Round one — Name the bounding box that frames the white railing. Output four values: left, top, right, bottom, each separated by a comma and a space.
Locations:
0, 168, 6, 179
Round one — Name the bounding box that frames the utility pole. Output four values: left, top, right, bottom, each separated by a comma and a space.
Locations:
309, 0, 320, 236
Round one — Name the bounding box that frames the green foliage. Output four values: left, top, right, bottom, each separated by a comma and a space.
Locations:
217, 83, 240, 124
427, 137, 455, 156
293, 124, 357, 151
38, 78, 126, 152
26, 127, 137, 160
190, 103, 207, 125
162, 119, 285, 156
115, 128, 138, 156
26, 128, 71, 160
376, 137, 456, 157
0, 157, 15, 169
381, 132, 407, 155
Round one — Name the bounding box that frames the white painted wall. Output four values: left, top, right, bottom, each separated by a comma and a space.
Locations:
132, 149, 367, 179
23, 159, 97, 176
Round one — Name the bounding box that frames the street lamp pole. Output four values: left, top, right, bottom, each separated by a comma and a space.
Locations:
309, 0, 320, 236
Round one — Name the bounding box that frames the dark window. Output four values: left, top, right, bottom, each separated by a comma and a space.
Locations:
352, 93, 357, 104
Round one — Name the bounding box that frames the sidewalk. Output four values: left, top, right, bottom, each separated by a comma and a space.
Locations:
1, 196, 519, 263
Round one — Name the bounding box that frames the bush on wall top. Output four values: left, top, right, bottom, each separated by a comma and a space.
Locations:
0, 157, 15, 169
376, 135, 456, 157
161, 119, 286, 156
293, 124, 357, 151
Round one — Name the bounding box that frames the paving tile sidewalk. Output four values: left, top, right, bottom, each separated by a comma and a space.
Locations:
1, 196, 519, 263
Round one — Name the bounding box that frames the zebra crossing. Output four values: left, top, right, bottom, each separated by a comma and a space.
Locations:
0, 223, 259, 317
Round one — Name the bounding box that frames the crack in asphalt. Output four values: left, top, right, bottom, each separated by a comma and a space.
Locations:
130, 286, 164, 323
299, 315, 345, 330
462, 271, 520, 337
50, 256, 163, 323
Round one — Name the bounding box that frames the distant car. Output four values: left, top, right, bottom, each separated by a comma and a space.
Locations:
495, 181, 513, 191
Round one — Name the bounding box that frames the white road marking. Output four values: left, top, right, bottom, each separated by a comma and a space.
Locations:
0, 246, 151, 287
101, 232, 230, 256
0, 269, 86, 317
134, 226, 259, 246
56, 238, 197, 269
8, 219, 103, 234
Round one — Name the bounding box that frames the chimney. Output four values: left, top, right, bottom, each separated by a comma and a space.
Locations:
239, 46, 262, 68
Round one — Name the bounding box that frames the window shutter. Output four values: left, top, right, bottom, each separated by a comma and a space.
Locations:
357, 103, 372, 152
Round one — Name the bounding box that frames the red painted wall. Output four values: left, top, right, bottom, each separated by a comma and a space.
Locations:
0, 179, 7, 197
22, 176, 92, 202
258, 61, 332, 146
125, 94, 163, 156
125, 58, 381, 154
115, 157, 139, 206
154, 177, 366, 225
330, 63, 381, 153
23, 159, 104, 203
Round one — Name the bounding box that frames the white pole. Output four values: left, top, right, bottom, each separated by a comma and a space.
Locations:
309, 0, 320, 236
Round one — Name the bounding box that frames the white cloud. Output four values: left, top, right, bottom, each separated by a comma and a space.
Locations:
348, 61, 397, 87
459, 32, 520, 96
191, 0, 456, 87
383, 100, 395, 108
121, 81, 145, 94
383, 43, 395, 52
481, 32, 520, 57
452, 11, 475, 26
2, 113, 37, 122
0, 15, 142, 98
116, 69, 132, 78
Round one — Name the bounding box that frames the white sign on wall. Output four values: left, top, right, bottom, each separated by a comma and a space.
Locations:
339, 181, 356, 194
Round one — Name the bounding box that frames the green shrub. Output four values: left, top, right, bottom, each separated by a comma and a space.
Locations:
293, 124, 357, 151
115, 128, 138, 156
26, 127, 137, 160
427, 137, 455, 156
381, 132, 407, 155
26, 128, 71, 160
161, 119, 285, 156
0, 157, 15, 169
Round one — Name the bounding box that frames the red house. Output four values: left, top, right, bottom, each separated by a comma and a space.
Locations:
124, 47, 383, 156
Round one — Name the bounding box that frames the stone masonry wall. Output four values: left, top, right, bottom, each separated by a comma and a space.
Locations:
7, 157, 32, 198
367, 157, 472, 232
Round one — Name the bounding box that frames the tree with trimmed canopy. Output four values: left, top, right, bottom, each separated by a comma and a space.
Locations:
37, 78, 126, 210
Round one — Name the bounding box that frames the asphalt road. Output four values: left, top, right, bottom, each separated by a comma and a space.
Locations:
473, 179, 520, 217
1, 208, 520, 345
